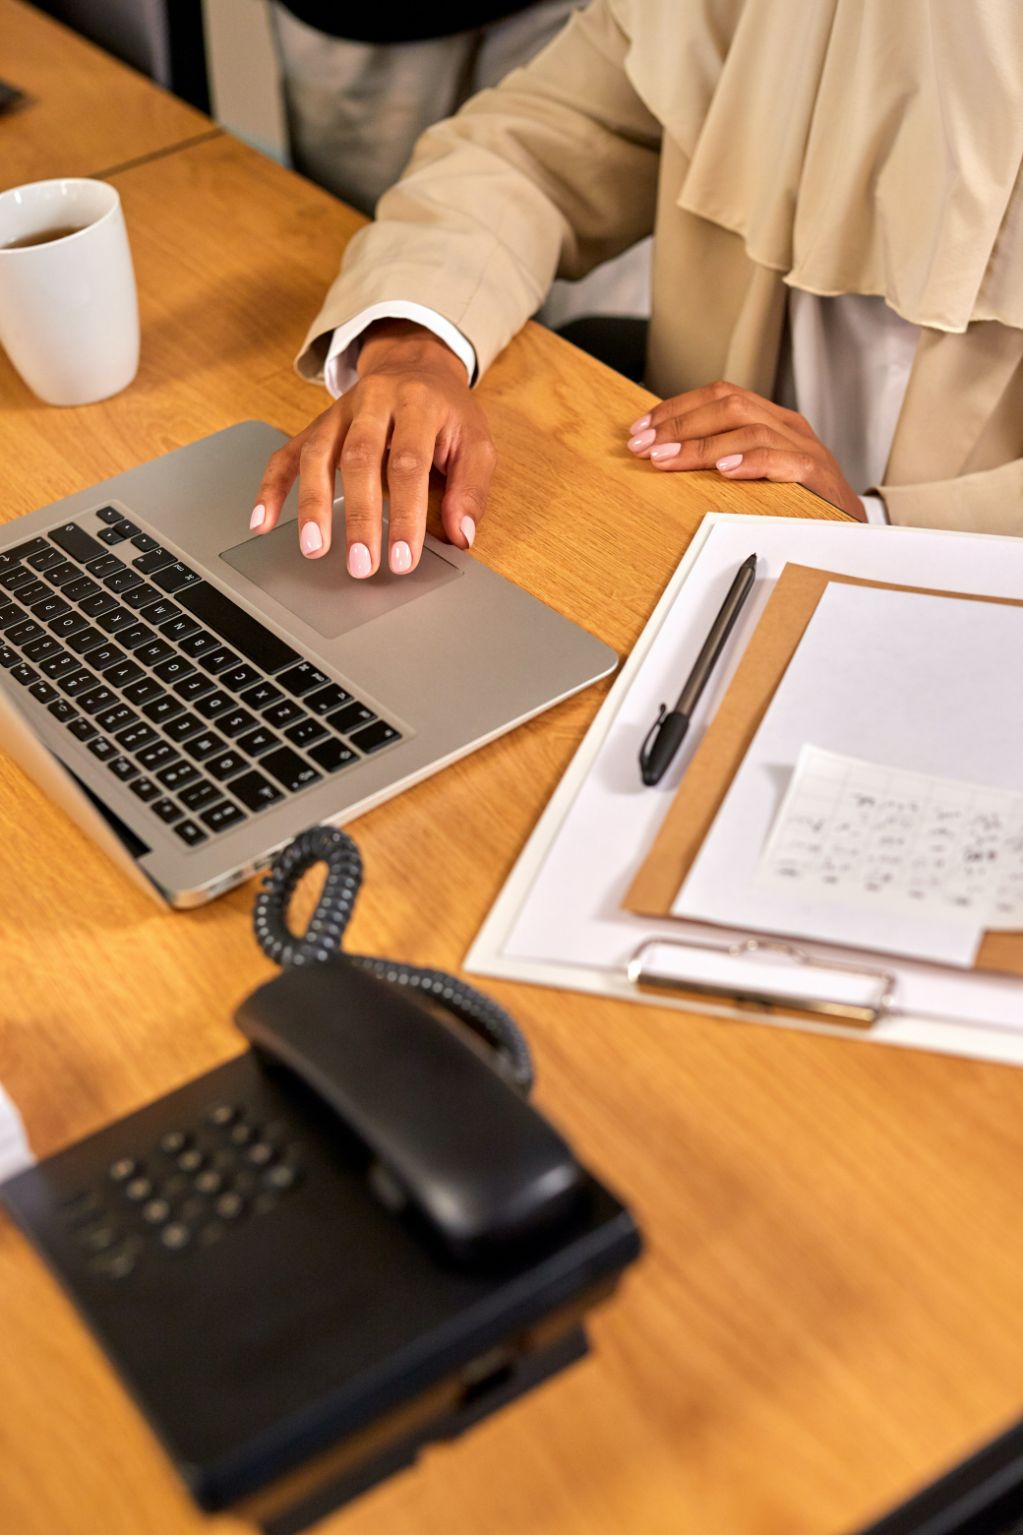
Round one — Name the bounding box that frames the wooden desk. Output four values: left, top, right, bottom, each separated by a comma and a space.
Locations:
0, 0, 216, 190
2, 124, 1023, 1535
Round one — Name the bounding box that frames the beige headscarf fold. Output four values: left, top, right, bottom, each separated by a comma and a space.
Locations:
619, 0, 1023, 333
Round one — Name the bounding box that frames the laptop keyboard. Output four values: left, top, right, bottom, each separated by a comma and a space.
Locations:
0, 509, 402, 850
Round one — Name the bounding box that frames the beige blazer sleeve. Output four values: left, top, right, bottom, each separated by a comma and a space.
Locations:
879, 458, 1023, 536
296, 0, 660, 384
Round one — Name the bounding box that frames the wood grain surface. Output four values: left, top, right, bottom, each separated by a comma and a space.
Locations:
2, 73, 1023, 1535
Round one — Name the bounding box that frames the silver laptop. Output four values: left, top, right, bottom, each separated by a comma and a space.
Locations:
0, 421, 615, 907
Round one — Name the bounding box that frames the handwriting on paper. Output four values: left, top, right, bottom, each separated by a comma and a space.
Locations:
756, 746, 1023, 929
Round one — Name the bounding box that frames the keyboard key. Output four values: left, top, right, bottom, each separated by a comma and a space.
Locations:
7, 618, 45, 646
133, 548, 176, 574
67, 626, 107, 655
122, 583, 161, 611
104, 660, 144, 689
23, 636, 62, 663
263, 699, 303, 729
97, 607, 136, 634
96, 507, 123, 526
218, 708, 257, 739
40, 652, 79, 680
98, 527, 125, 545
10, 663, 38, 686
137, 742, 178, 772
0, 537, 49, 565
199, 646, 242, 676
87, 736, 116, 761
151, 656, 193, 686
219, 663, 261, 693
105, 569, 143, 594
85, 643, 127, 672
64, 576, 100, 603
1, 568, 35, 592
195, 689, 233, 719
165, 712, 203, 743
185, 731, 227, 762
305, 682, 352, 716
13, 579, 48, 605
113, 519, 139, 539
350, 719, 401, 753
285, 717, 327, 749
48, 699, 77, 724
173, 819, 207, 847
135, 638, 174, 667
240, 680, 282, 711
141, 599, 180, 625
237, 726, 278, 757
47, 561, 81, 588
150, 797, 182, 825
180, 778, 221, 811
131, 533, 159, 552
229, 769, 283, 812
152, 562, 200, 593
160, 613, 200, 642
48, 611, 88, 639
0, 645, 16, 668
327, 701, 377, 735
261, 747, 322, 793
117, 723, 159, 753
96, 705, 138, 733
177, 582, 302, 673
86, 554, 125, 579
80, 592, 119, 619
115, 623, 155, 651
68, 716, 97, 742
80, 687, 119, 716
142, 695, 183, 726
129, 776, 159, 803
173, 673, 214, 703
309, 738, 359, 773
30, 595, 70, 623
0, 602, 25, 629
107, 755, 139, 783
157, 760, 199, 793
199, 801, 247, 834
122, 677, 164, 706
27, 546, 65, 573
278, 661, 329, 697
179, 630, 219, 658
206, 750, 247, 782
28, 679, 58, 705
59, 669, 95, 696
49, 523, 105, 562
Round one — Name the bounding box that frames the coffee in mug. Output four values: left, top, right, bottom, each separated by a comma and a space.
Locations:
1, 225, 87, 250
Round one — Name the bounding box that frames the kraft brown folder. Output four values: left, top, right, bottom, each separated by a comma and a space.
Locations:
625, 562, 1023, 979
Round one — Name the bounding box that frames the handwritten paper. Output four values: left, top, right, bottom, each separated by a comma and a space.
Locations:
757, 747, 1023, 930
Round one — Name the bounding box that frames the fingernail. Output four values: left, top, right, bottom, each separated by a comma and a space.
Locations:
249, 503, 266, 530
347, 542, 371, 579
629, 413, 651, 434
460, 515, 476, 548
650, 442, 682, 463
300, 522, 323, 556
390, 540, 412, 574
717, 454, 744, 471
627, 428, 656, 453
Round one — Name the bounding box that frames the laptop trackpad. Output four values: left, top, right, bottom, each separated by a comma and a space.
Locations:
220, 521, 462, 640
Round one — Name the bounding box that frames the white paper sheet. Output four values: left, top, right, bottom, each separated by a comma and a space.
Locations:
0, 1083, 32, 1185
757, 745, 1023, 931
467, 515, 1023, 1066
675, 583, 1023, 965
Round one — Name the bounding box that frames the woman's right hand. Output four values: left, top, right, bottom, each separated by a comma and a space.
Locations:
250, 319, 496, 577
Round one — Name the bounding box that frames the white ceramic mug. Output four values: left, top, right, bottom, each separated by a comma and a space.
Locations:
0, 178, 139, 406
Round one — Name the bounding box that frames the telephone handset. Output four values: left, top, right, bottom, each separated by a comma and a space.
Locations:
4, 828, 641, 1529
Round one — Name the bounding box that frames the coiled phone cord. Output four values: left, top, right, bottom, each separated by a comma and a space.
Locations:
252, 824, 534, 1095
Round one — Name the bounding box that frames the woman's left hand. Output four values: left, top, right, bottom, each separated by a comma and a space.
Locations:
626, 380, 865, 520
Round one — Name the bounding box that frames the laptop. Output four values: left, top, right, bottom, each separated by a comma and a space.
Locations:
0, 421, 616, 907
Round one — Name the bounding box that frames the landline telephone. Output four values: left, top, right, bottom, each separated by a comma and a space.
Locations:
3, 828, 641, 1533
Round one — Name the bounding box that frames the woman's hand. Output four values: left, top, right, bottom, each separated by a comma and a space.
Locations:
251, 320, 497, 576
626, 379, 865, 519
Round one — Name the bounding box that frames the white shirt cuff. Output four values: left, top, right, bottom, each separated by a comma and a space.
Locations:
323, 301, 477, 398
859, 493, 889, 525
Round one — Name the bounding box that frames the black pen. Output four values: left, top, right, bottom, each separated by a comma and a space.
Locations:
638, 552, 757, 786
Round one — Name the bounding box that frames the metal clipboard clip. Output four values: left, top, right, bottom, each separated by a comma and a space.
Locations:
626, 937, 896, 1029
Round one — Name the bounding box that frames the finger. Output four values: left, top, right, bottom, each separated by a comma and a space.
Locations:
338, 410, 391, 577
439, 431, 496, 549
385, 413, 443, 574
251, 419, 317, 535
712, 445, 818, 485
628, 382, 798, 452
646, 424, 795, 471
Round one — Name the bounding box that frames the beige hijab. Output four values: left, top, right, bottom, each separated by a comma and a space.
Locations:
619, 0, 1023, 332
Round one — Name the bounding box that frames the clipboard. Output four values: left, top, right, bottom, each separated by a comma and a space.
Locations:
466, 515, 1023, 1066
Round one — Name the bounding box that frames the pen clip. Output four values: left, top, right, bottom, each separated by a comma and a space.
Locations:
638, 703, 667, 772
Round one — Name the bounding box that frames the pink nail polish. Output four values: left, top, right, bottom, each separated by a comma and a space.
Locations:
299, 522, 323, 556
249, 503, 266, 530
627, 428, 656, 453
390, 540, 412, 574
347, 542, 371, 579
649, 442, 682, 463
716, 454, 744, 471
629, 413, 651, 434
460, 515, 476, 548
